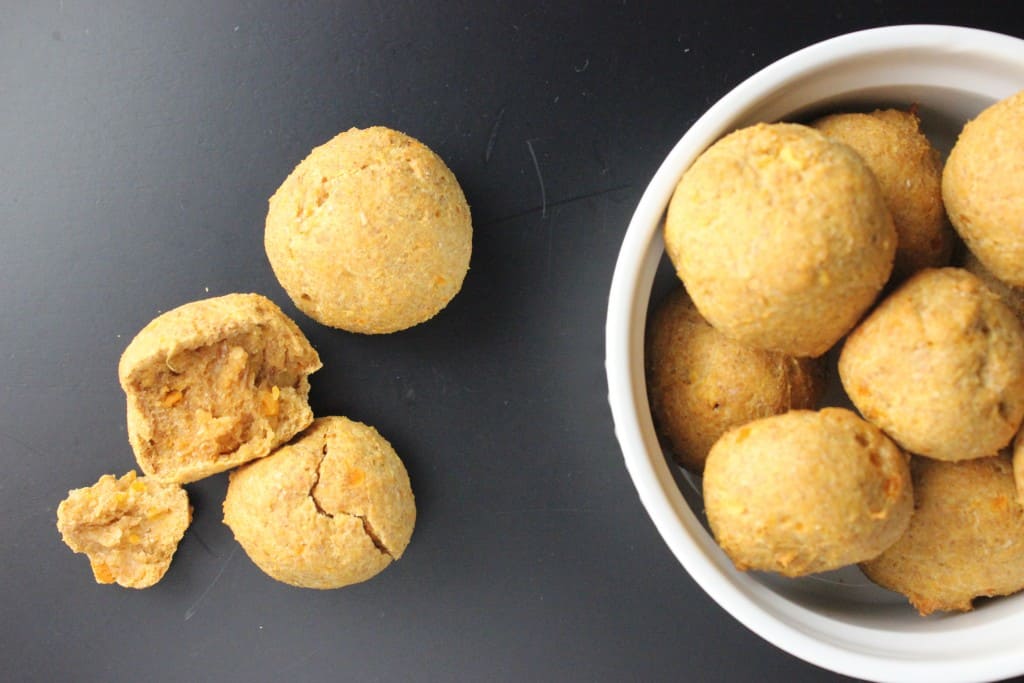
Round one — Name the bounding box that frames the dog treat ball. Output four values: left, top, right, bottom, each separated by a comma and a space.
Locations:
861, 454, 1024, 615
812, 108, 952, 280
703, 408, 912, 577
665, 122, 896, 358
265, 126, 472, 334
223, 416, 416, 589
839, 268, 1024, 461
119, 293, 322, 484
943, 90, 1024, 287
645, 286, 825, 472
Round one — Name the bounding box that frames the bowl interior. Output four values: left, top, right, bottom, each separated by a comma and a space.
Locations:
608, 25, 1024, 683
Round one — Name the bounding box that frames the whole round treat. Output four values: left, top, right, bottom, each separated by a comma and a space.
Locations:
861, 454, 1024, 615
812, 108, 952, 280
943, 90, 1024, 286
265, 126, 472, 333
839, 267, 1024, 461
645, 286, 825, 472
703, 408, 912, 577
664, 122, 896, 358
223, 416, 416, 589
964, 249, 1024, 324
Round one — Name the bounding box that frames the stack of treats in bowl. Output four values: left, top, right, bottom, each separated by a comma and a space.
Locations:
648, 90, 1024, 616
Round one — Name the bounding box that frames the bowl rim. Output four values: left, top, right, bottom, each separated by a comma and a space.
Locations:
605, 23, 1024, 683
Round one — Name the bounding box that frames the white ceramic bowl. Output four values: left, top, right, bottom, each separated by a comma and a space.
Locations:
606, 25, 1024, 683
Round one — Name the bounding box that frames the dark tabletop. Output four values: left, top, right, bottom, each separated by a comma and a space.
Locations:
4, 2, 1024, 682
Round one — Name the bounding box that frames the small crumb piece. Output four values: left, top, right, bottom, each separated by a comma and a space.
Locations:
57, 471, 191, 589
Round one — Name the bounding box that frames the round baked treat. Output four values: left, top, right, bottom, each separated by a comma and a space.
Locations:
943, 90, 1024, 286
664, 122, 895, 358
812, 108, 952, 280
703, 408, 912, 577
645, 286, 825, 472
119, 293, 322, 484
839, 268, 1024, 461
265, 126, 472, 333
861, 454, 1024, 615
56, 471, 191, 589
223, 416, 416, 589
964, 249, 1024, 324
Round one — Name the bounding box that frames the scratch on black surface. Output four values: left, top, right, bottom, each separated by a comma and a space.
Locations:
189, 528, 215, 556
278, 643, 325, 675
477, 184, 633, 228
184, 546, 237, 622
0, 429, 49, 460
493, 506, 595, 516
525, 138, 547, 218
484, 105, 506, 163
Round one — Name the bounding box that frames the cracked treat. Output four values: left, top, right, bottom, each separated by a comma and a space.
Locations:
664, 122, 895, 357
839, 268, 1024, 461
943, 90, 1024, 287
645, 286, 824, 472
264, 126, 472, 334
861, 454, 1024, 615
56, 471, 191, 588
118, 293, 322, 484
811, 108, 952, 281
703, 408, 912, 577
964, 249, 1024, 324
222, 416, 416, 589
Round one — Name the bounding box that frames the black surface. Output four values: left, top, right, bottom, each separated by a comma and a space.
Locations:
4, 3, 1024, 682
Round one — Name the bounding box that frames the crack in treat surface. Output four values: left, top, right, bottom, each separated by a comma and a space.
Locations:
223, 416, 415, 589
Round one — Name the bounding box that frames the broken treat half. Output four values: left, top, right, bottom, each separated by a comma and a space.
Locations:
56, 471, 191, 588
222, 416, 416, 589
118, 293, 322, 484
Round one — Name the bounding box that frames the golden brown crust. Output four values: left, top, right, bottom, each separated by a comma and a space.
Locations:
56, 471, 191, 589
222, 416, 416, 589
703, 408, 912, 577
118, 293, 322, 483
645, 287, 824, 471
812, 108, 952, 281
943, 90, 1024, 287
964, 249, 1024, 324
839, 268, 1024, 461
264, 126, 472, 334
861, 454, 1024, 615
1014, 431, 1024, 507
664, 122, 895, 358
